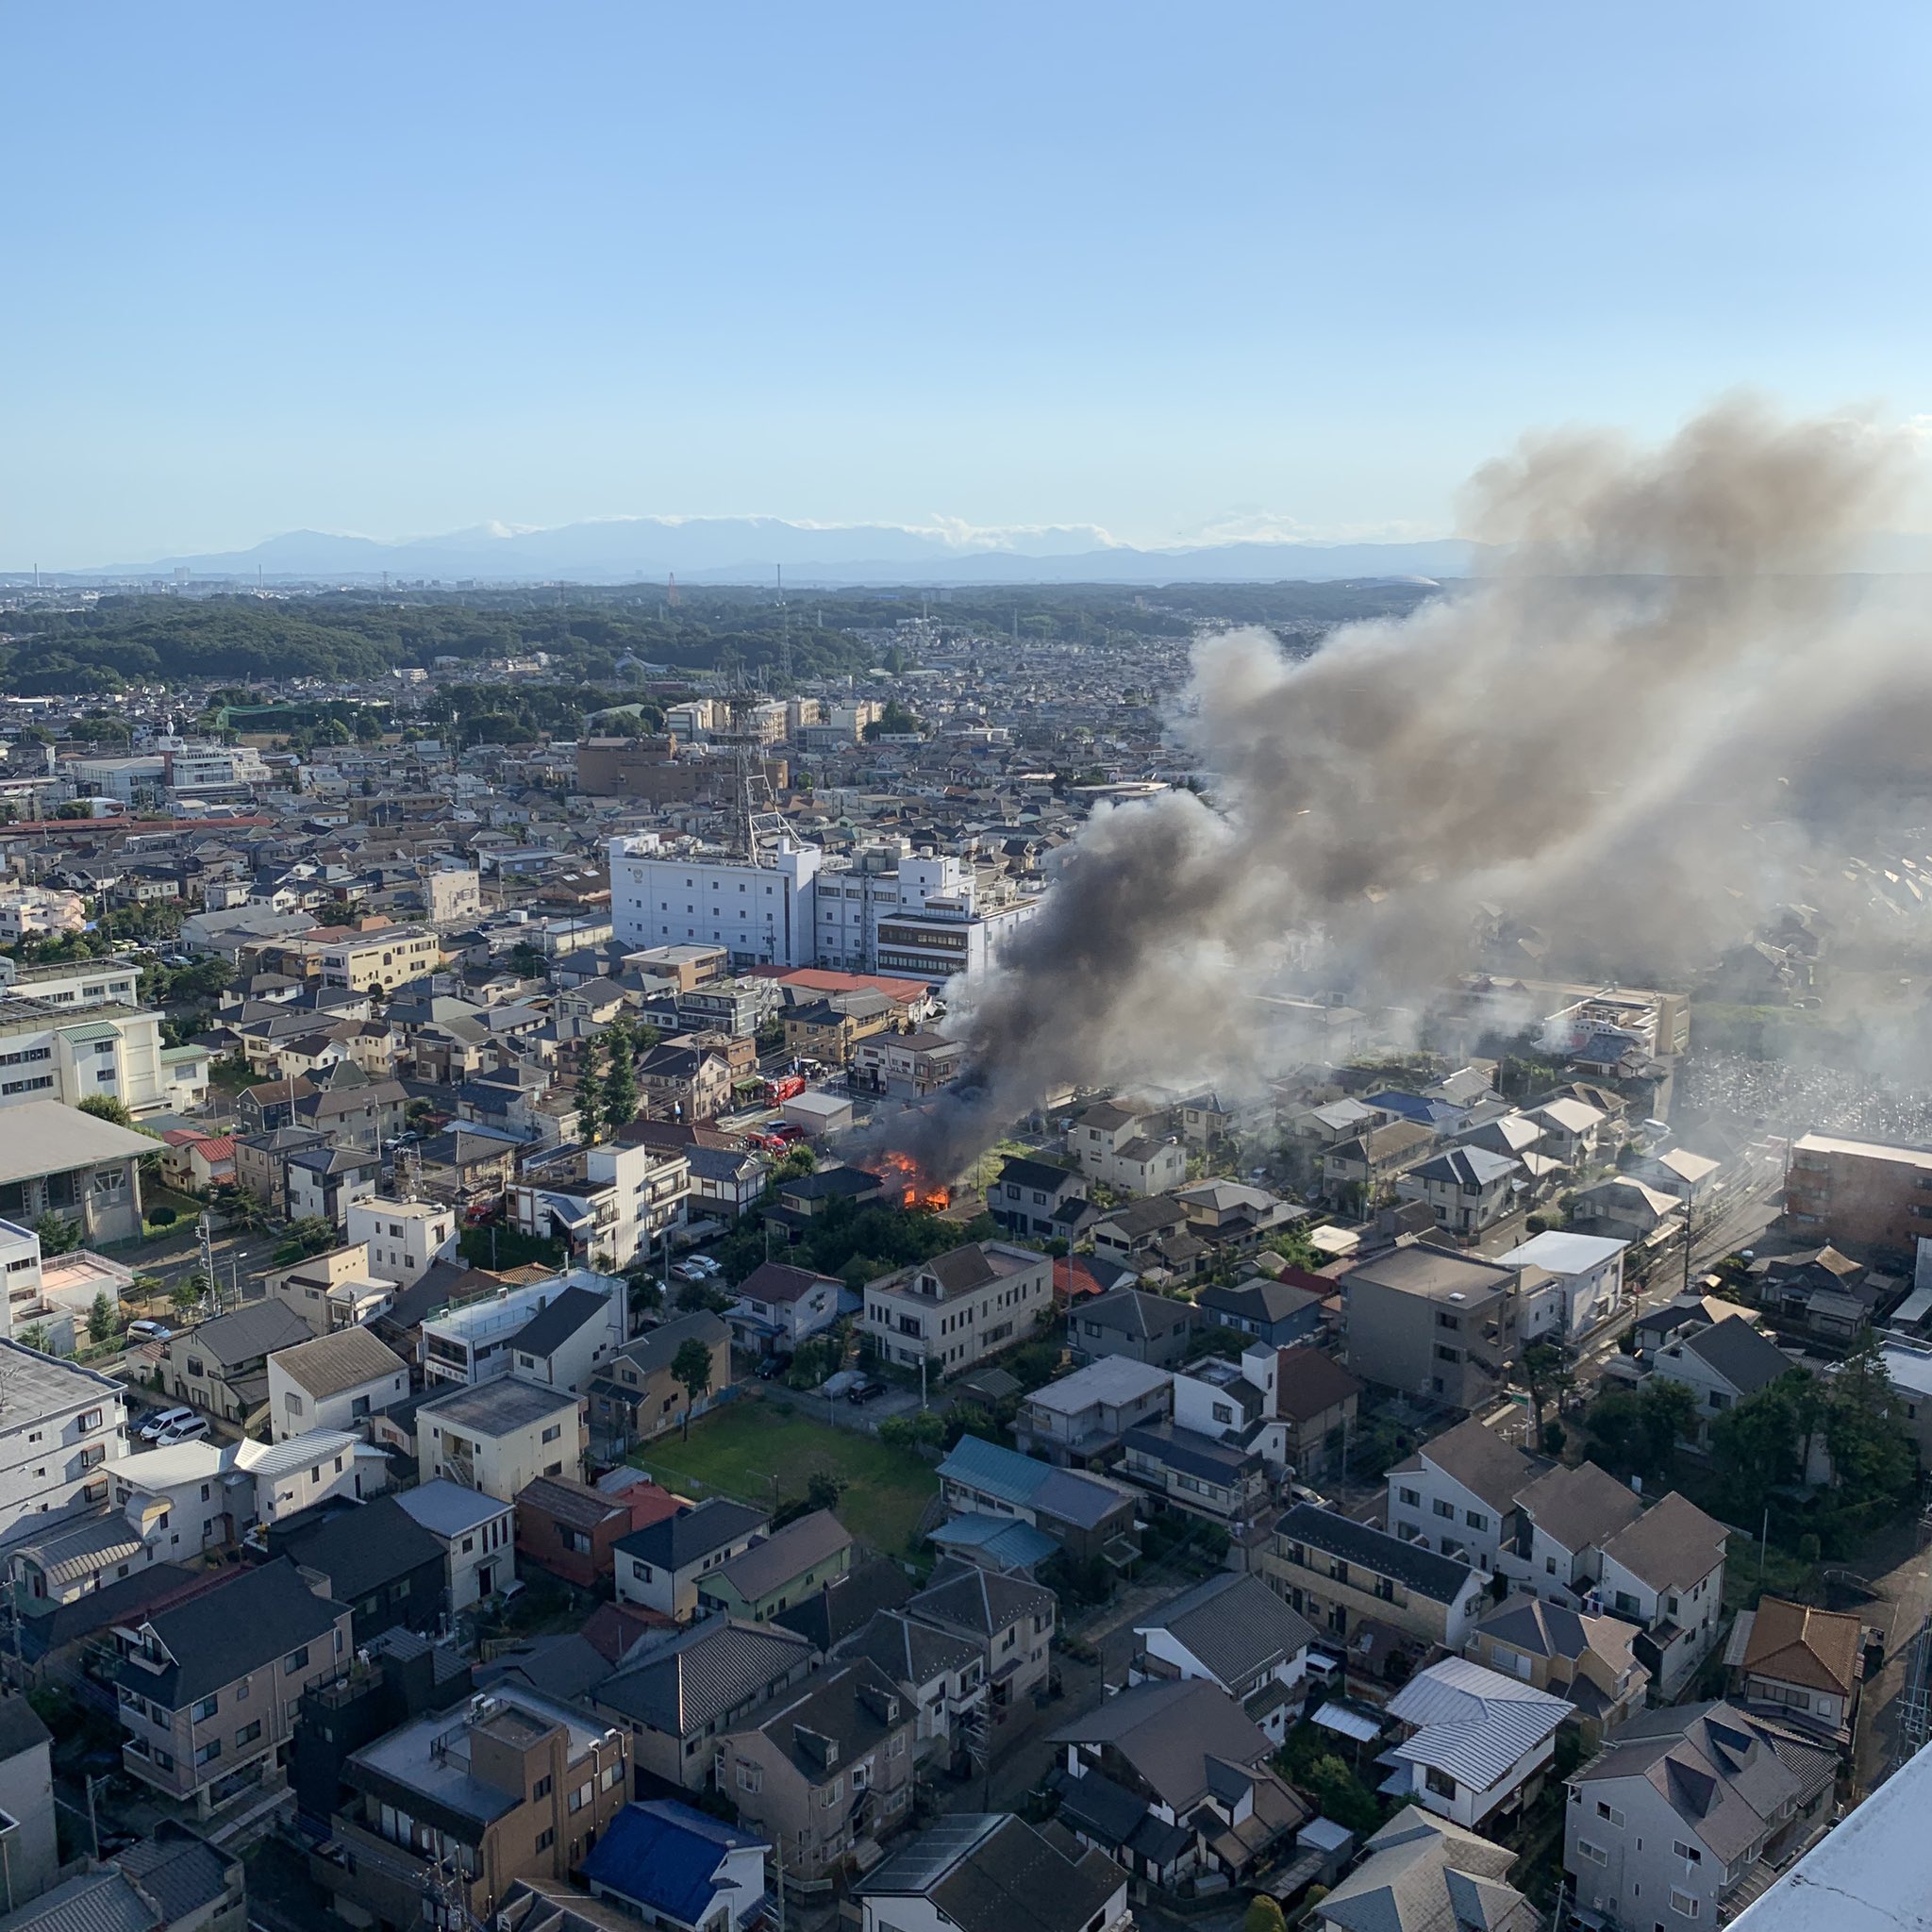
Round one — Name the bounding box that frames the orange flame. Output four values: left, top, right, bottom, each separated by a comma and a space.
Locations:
881, 1151, 950, 1212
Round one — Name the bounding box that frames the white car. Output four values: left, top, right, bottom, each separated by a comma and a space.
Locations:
138, 1406, 194, 1442
126, 1318, 173, 1343
154, 1416, 211, 1447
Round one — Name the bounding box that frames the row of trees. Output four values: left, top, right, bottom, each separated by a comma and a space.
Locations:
575, 1017, 660, 1140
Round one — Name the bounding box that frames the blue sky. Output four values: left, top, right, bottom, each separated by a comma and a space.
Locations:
5, 3, 1929, 567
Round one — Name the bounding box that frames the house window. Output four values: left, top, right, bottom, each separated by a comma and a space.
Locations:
236, 1721, 262, 1747
535, 1829, 556, 1853
1424, 1766, 1457, 1799
192, 1695, 218, 1721
1670, 1890, 1701, 1918
533, 1775, 553, 1800
1576, 1839, 1608, 1865
284, 1645, 310, 1672
1432, 1499, 1456, 1520
1673, 1841, 1703, 1863
542, 1424, 562, 1443
1596, 1802, 1625, 1826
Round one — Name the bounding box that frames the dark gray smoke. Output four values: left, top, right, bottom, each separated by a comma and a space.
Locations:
892, 399, 1932, 1177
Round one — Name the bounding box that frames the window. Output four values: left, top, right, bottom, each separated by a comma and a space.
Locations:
1424, 1766, 1457, 1799
284, 1392, 305, 1416
1576, 1839, 1608, 1866
535, 1829, 556, 1853
532, 1774, 553, 1800
284, 1645, 310, 1673
736, 1763, 761, 1793
192, 1694, 218, 1722
1596, 1802, 1625, 1826
1398, 1488, 1421, 1507
1433, 1499, 1456, 1520
568, 1781, 591, 1812
1673, 1841, 1703, 1864
236, 1721, 262, 1747
1465, 1510, 1488, 1531
194, 1740, 222, 1767
1670, 1890, 1700, 1918
541, 1424, 562, 1443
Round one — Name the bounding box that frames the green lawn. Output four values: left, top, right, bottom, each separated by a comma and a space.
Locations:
631, 1398, 940, 1559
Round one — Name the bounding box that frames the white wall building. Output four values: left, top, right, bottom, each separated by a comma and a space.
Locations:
267, 1327, 410, 1441
344, 1197, 458, 1288
0, 997, 203, 1115
0, 1343, 129, 1550
416, 1377, 584, 1503
0, 890, 87, 944
1495, 1230, 1629, 1341
393, 1477, 515, 1609
419, 1271, 621, 1389
610, 835, 822, 969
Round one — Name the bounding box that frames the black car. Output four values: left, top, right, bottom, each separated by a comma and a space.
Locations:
757, 1354, 793, 1381
845, 1376, 885, 1405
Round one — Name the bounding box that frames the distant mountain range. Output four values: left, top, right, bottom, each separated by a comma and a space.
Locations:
59, 517, 1491, 587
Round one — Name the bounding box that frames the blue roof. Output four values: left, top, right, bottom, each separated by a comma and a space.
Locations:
1366, 1091, 1467, 1131
929, 1513, 1060, 1569
935, 1434, 1055, 1507
581, 1801, 765, 1926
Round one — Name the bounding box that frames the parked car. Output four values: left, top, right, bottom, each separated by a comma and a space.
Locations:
137, 1406, 194, 1441
154, 1416, 211, 1446
126, 1319, 173, 1343
845, 1376, 886, 1406
757, 1353, 794, 1382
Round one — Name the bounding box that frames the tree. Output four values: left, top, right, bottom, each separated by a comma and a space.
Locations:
16, 1324, 52, 1355
602, 1026, 638, 1133
78, 1094, 133, 1127
806, 1471, 846, 1515
1521, 1342, 1573, 1442
575, 1056, 604, 1141
273, 1218, 338, 1265
170, 1276, 207, 1317
1710, 1374, 1808, 1520
671, 1338, 714, 1438
87, 1293, 116, 1345
1589, 1377, 1695, 1483
33, 1212, 82, 1257
1243, 1901, 1289, 1932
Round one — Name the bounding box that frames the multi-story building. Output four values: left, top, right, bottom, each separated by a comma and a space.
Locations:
392, 1479, 517, 1611
587, 1310, 731, 1457
1263, 1503, 1490, 1651
0, 888, 87, 943
1385, 1415, 1540, 1574
416, 1379, 584, 1504
614, 1498, 769, 1623
610, 836, 823, 969
1784, 1131, 1932, 1257
1013, 1356, 1173, 1467
0, 958, 142, 1009
308, 923, 444, 993
113, 1557, 352, 1816
0, 995, 206, 1115
266, 1327, 410, 1441
1466, 1594, 1649, 1743
1131, 1572, 1315, 1745
0, 1341, 128, 1550
345, 1197, 458, 1289
1340, 1244, 1524, 1411
862, 1241, 1052, 1380
851, 1029, 964, 1100
1563, 1703, 1836, 1930
508, 1141, 687, 1272
319, 1687, 629, 1925
852, 1813, 1129, 1932
419, 1274, 615, 1389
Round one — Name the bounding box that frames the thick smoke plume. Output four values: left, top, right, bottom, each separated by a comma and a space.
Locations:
892, 399, 1932, 1178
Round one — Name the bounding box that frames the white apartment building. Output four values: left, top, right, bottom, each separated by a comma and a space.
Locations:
0, 995, 205, 1115
818, 852, 1041, 982
419, 1270, 621, 1388
610, 834, 823, 968
0, 1342, 129, 1549
508, 1140, 687, 1273
416, 1377, 584, 1503
344, 1197, 458, 1288
162, 744, 270, 796
863, 1241, 1053, 1378
67, 756, 165, 805
0, 1218, 38, 1341
0, 958, 142, 1008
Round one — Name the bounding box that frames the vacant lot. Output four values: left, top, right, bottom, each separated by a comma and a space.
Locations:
631, 1396, 940, 1559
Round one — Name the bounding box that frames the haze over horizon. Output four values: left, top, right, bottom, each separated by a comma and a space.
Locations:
8, 3, 1932, 569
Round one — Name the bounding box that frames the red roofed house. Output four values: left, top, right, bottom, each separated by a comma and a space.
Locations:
1055, 1254, 1138, 1306
515, 1473, 684, 1591
158, 1130, 237, 1192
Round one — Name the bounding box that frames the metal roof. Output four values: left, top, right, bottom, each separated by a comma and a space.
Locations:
1386, 1657, 1572, 1790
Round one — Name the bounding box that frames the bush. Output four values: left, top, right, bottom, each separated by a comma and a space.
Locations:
1243, 1901, 1288, 1932
147, 1206, 176, 1227
1541, 1422, 1567, 1456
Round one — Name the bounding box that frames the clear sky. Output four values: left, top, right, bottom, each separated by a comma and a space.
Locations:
6, 2, 1930, 567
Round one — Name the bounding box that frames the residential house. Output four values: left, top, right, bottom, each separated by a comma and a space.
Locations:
614, 1498, 770, 1623
851, 1813, 1128, 1932
1570, 1175, 1680, 1245
712, 1659, 917, 1885
416, 1378, 584, 1504
1523, 1098, 1607, 1166
904, 1562, 1055, 1740
0, 1696, 56, 1909
1067, 1101, 1185, 1198
1273, 1347, 1363, 1489
1495, 1230, 1628, 1342
587, 1311, 731, 1459
1013, 1357, 1173, 1468
851, 1031, 963, 1101
636, 1043, 732, 1123
0, 1343, 128, 1553
510, 1141, 687, 1274
1194, 1274, 1327, 1349
1398, 1146, 1524, 1238
1050, 1677, 1309, 1888
1649, 1315, 1800, 1448
1563, 1703, 1837, 1930
1312, 1811, 1539, 1932
514, 1474, 681, 1593
1264, 1504, 1491, 1652
266, 1493, 451, 1643
1731, 1596, 1863, 1745
284, 1144, 381, 1229
316, 1685, 629, 1927
580, 1800, 769, 1932
932, 1437, 1141, 1574
987, 1157, 1091, 1242
159, 1302, 314, 1427
266, 1327, 408, 1441
1119, 1421, 1270, 1528
1088, 1197, 1191, 1273
1498, 1459, 1645, 1604
1596, 1491, 1730, 1694
233, 1127, 333, 1220
591, 1616, 815, 1792
1386, 1416, 1541, 1574
862, 1241, 1052, 1380
393, 1480, 517, 1612
344, 1197, 458, 1289
1130, 1572, 1316, 1744
1065, 1289, 1198, 1370
830, 1607, 982, 1772
113, 1557, 352, 1815
1340, 1244, 1524, 1412
1467, 1594, 1649, 1743
683, 1144, 767, 1221
725, 1263, 845, 1359
417, 1274, 616, 1389
1381, 1657, 1573, 1829
504, 1284, 629, 1396
1322, 1119, 1435, 1209
695, 1511, 856, 1624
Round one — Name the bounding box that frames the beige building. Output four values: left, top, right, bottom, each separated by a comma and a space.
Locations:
418, 1378, 583, 1503
264, 1241, 394, 1338
311, 923, 444, 993
1263, 1503, 1491, 1651
1465, 1593, 1648, 1743
1341, 1244, 1524, 1411
345, 1196, 458, 1288
862, 1241, 1052, 1380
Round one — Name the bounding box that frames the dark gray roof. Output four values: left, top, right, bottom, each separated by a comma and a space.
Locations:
615, 1497, 768, 1574
1048, 1677, 1272, 1814
1405, 1415, 1541, 1513
1514, 1460, 1643, 1554
0, 1873, 157, 1932
707, 1511, 853, 1604
1277, 1503, 1481, 1607
1124, 1420, 1262, 1485
612, 1309, 728, 1378
997, 1157, 1083, 1195
179, 1298, 312, 1368
595, 1616, 812, 1736
420, 1375, 578, 1436
1136, 1573, 1315, 1691
772, 1558, 916, 1652
1599, 1491, 1728, 1592
837, 1608, 979, 1688
114, 1557, 343, 1708
0, 1696, 50, 1763
909, 1561, 1055, 1638
1195, 1277, 1324, 1325
1675, 1315, 1795, 1396
743, 1657, 908, 1781
509, 1286, 609, 1360
858, 1814, 1123, 1932
1076, 1288, 1194, 1341
271, 1495, 446, 1603
114, 1825, 235, 1922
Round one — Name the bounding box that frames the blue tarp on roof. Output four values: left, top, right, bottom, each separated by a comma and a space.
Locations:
580, 1800, 763, 1928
